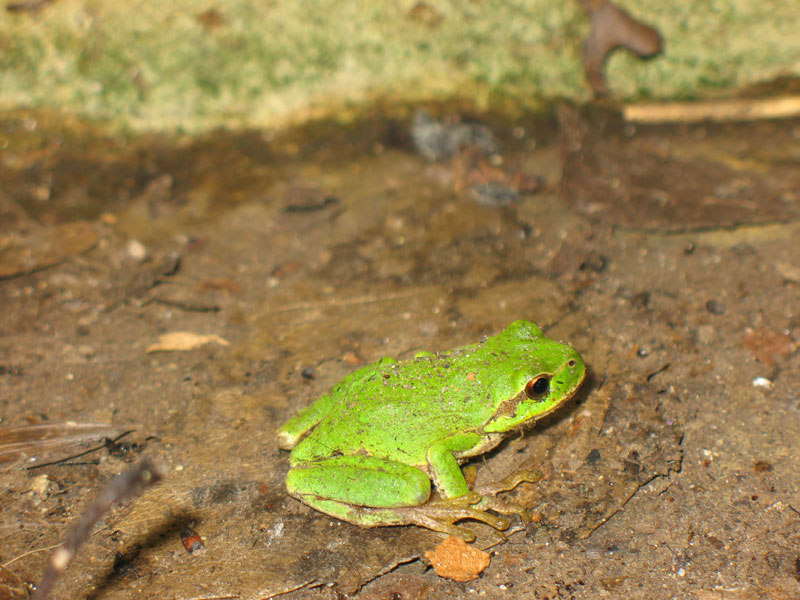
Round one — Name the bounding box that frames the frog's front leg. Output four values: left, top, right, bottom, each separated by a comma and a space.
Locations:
418, 432, 541, 538
426, 431, 486, 497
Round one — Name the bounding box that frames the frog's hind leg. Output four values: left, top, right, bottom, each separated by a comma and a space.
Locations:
301, 494, 515, 541
287, 456, 517, 540
287, 455, 432, 510
298, 497, 414, 529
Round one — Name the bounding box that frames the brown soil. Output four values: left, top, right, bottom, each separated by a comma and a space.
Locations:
1, 104, 799, 600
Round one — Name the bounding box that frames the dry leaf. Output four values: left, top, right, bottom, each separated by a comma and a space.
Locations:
146, 332, 230, 353
0, 221, 100, 279
0, 422, 119, 468
424, 536, 491, 582
775, 261, 800, 283
742, 328, 795, 367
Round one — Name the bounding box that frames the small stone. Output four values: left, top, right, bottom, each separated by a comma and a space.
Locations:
695, 324, 716, 345
29, 474, 54, 499
752, 377, 773, 389
705, 299, 725, 314
77, 345, 96, 358
126, 239, 147, 262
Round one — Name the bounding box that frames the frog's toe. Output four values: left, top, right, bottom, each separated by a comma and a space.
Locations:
408, 513, 480, 541
433, 503, 512, 532
475, 495, 530, 520
474, 468, 542, 497
400, 494, 514, 539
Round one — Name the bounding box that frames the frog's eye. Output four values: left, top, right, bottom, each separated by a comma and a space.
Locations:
525, 376, 550, 399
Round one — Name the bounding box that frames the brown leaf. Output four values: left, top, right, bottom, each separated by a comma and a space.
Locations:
146, 332, 230, 353
0, 221, 100, 279
742, 328, 795, 367
0, 422, 119, 468
196, 8, 225, 29
424, 536, 491, 582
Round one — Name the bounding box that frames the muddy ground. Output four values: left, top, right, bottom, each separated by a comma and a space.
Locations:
0, 104, 799, 599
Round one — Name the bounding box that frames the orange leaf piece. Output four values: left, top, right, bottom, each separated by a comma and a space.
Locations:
742, 328, 795, 367
424, 536, 491, 582
146, 332, 229, 353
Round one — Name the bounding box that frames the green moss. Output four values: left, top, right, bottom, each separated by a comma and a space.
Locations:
0, 0, 797, 132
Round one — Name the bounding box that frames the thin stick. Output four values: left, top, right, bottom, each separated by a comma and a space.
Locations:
2, 543, 62, 568
623, 95, 800, 123
26, 431, 135, 470
30, 458, 165, 600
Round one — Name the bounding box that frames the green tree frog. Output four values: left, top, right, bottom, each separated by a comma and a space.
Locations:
277, 320, 585, 538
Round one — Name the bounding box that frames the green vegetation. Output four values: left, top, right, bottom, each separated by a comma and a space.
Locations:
1, 0, 797, 131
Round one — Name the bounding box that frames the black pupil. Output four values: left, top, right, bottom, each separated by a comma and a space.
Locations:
530, 377, 549, 396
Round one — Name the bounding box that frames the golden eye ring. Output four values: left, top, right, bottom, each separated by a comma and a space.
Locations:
525, 376, 550, 399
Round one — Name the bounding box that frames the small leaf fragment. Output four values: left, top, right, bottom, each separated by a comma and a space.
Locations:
146, 332, 230, 353
424, 536, 490, 582
742, 328, 795, 367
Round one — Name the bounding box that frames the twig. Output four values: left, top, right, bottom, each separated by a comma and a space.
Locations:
2, 543, 62, 568
623, 95, 800, 123
5, 0, 56, 13
26, 431, 135, 470
30, 458, 165, 600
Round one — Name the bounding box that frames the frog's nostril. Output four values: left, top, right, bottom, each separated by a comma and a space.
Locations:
568, 359, 577, 367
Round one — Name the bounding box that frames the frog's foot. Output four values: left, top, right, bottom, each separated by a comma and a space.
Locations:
392, 491, 515, 541
389, 470, 545, 539
474, 468, 542, 495
293, 492, 502, 541
471, 468, 543, 523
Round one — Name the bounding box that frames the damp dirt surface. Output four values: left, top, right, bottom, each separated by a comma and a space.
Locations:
0, 105, 799, 600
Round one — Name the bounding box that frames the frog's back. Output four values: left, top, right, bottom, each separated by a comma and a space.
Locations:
290, 321, 566, 465
291, 344, 494, 465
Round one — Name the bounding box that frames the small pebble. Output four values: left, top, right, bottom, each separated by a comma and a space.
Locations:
695, 324, 716, 345
77, 345, 96, 358
751, 377, 773, 389
180, 527, 205, 553
705, 299, 725, 314
126, 239, 147, 262
469, 183, 519, 207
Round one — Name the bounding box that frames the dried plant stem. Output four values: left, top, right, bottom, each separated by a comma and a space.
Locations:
30, 458, 165, 600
